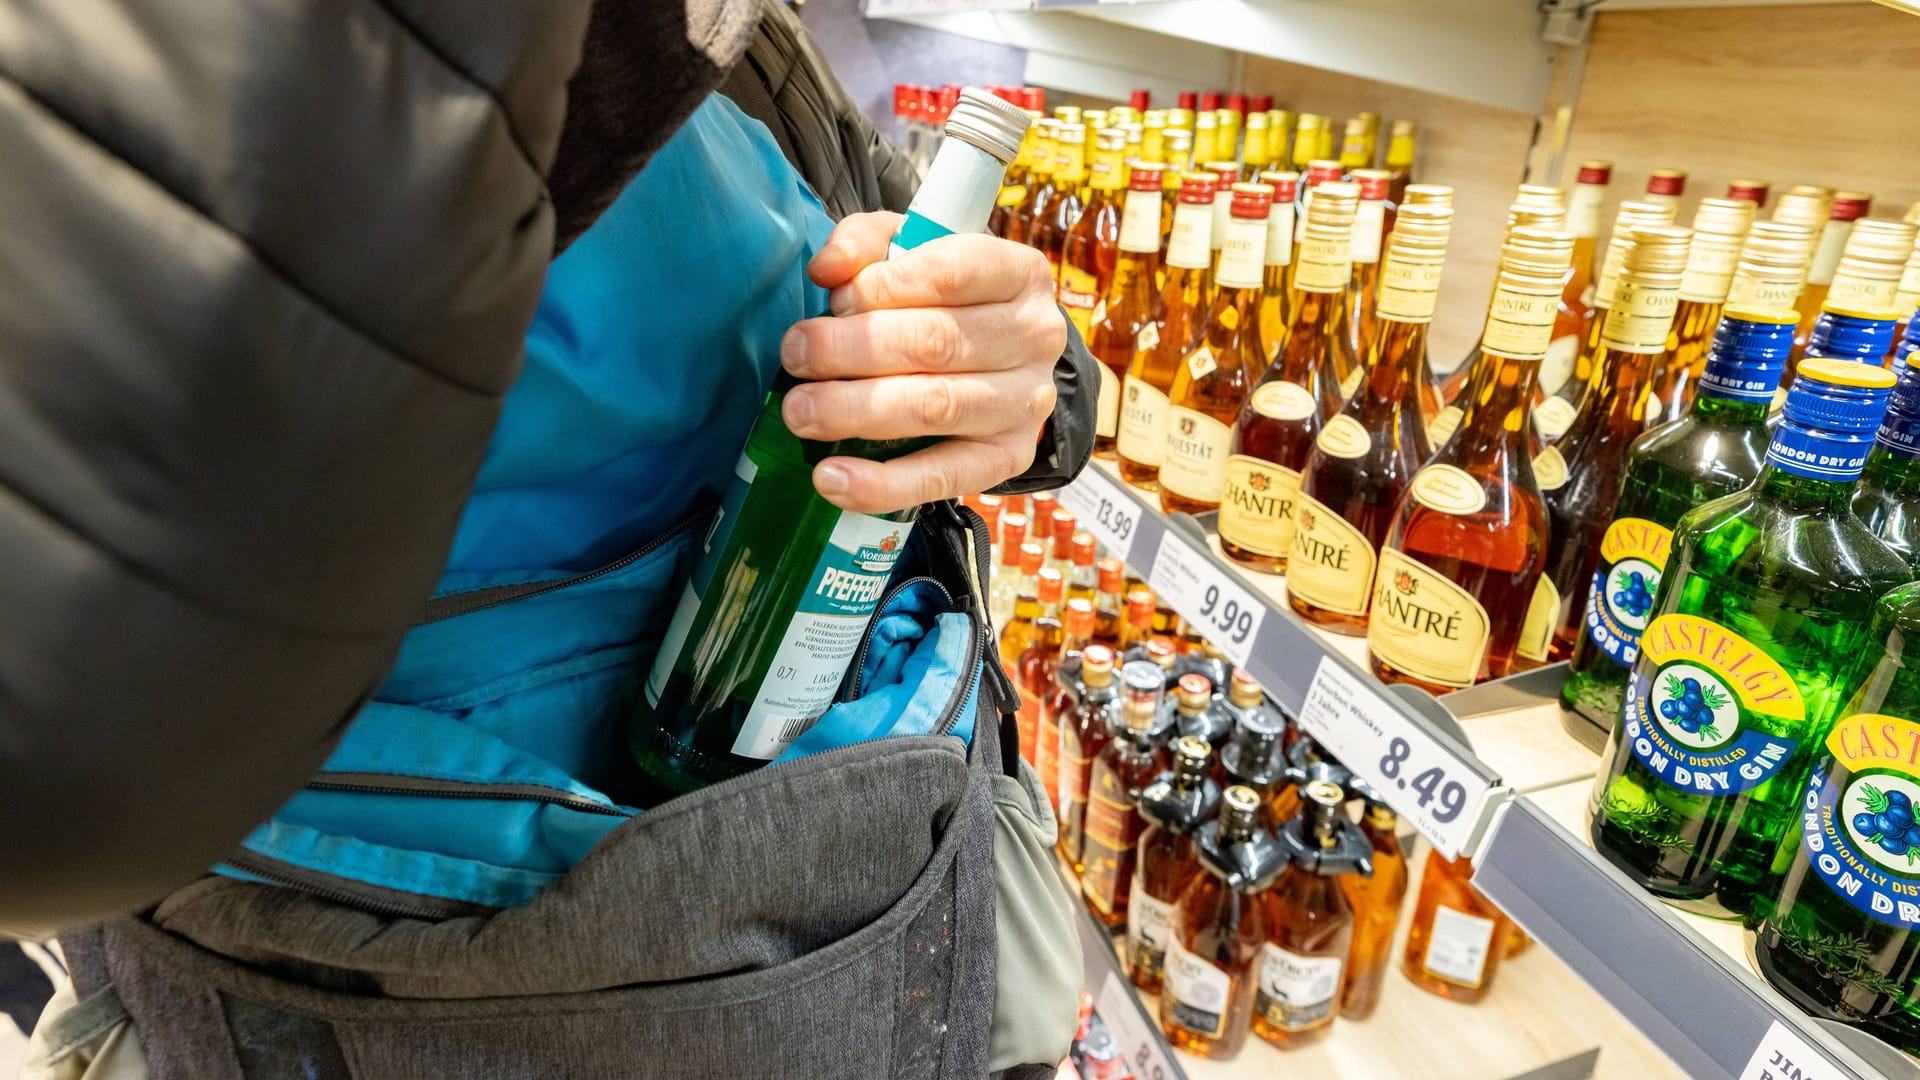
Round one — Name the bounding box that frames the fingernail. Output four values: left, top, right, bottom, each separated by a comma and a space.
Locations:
784, 389, 814, 432
815, 462, 849, 496
829, 284, 854, 317
781, 327, 807, 374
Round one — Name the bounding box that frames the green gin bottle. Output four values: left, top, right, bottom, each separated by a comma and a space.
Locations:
629, 89, 1031, 795
1754, 582, 1920, 1056
1853, 321, 1920, 570
1588, 358, 1912, 918
1560, 309, 1794, 728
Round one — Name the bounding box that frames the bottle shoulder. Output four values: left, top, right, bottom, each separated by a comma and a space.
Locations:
1676, 495, 1914, 601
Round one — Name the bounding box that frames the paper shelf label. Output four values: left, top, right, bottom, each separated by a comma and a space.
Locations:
1738, 1021, 1843, 1080
1057, 469, 1140, 567
1296, 657, 1493, 859
1147, 538, 1265, 668
1095, 972, 1181, 1080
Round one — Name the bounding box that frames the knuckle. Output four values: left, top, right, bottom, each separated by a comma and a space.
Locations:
919, 379, 964, 430
1029, 378, 1059, 423
916, 313, 965, 373
926, 247, 968, 299
1019, 245, 1054, 293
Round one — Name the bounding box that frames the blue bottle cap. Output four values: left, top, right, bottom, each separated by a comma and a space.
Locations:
1901, 309, 1920, 365
1695, 307, 1796, 403
1768, 358, 1896, 480
1805, 305, 1900, 363
1879, 355, 1920, 458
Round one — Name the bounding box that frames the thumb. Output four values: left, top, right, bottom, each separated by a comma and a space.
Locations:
807, 211, 906, 289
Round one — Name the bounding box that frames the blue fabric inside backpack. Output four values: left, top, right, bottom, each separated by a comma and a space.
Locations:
224, 97, 980, 910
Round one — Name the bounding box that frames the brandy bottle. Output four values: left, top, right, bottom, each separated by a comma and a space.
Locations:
1403, 849, 1509, 1003
1217, 181, 1359, 570
1203, 161, 1244, 290
1289, 201, 1453, 633
1119, 584, 1157, 651
1161, 183, 1274, 517
987, 114, 1037, 241
1056, 643, 1118, 874
1339, 799, 1408, 1020
1036, 597, 1097, 819
1029, 122, 1086, 279
1342, 168, 1393, 383
1161, 786, 1286, 1061
1552, 160, 1613, 387
1256, 170, 1300, 368
1009, 565, 1064, 763
1645, 197, 1756, 424
1118, 172, 1218, 490
1003, 118, 1056, 246
1367, 226, 1572, 692
1130, 735, 1221, 993
1086, 162, 1165, 457
1536, 225, 1692, 665
1252, 780, 1367, 1049
1547, 200, 1677, 444
1082, 661, 1168, 926
1093, 557, 1128, 647
1058, 127, 1126, 343
1789, 191, 1872, 362
986, 512, 1028, 631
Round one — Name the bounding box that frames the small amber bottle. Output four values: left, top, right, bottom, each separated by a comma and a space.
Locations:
1402, 848, 1508, 1004
1082, 662, 1166, 926
1118, 585, 1156, 650
1216, 695, 1288, 827
1161, 787, 1285, 1061
1252, 780, 1362, 1049
1056, 644, 1119, 875
1339, 800, 1409, 1020
1129, 736, 1221, 993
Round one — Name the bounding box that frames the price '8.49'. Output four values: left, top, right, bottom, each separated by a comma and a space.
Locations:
1380, 737, 1468, 823
1198, 583, 1256, 645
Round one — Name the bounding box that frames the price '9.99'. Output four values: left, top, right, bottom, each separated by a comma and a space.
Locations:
1198, 584, 1256, 645
1379, 736, 1468, 823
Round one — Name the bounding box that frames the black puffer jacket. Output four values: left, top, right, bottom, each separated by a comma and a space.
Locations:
0, 0, 1091, 936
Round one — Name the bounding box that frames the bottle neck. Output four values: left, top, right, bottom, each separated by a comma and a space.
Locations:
1454, 352, 1541, 463
1865, 433, 1920, 495
1689, 390, 1770, 427
1277, 288, 1348, 381
1756, 464, 1857, 513
1362, 318, 1430, 398
1577, 342, 1660, 441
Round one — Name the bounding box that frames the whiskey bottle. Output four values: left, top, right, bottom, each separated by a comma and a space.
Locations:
1561, 310, 1794, 729
1218, 692, 1290, 827
1791, 191, 1874, 361
1093, 557, 1128, 647
986, 512, 1028, 630
1289, 201, 1454, 633
1384, 120, 1416, 207
1536, 226, 1693, 664
1171, 672, 1231, 747
1009, 565, 1064, 764
1555, 161, 1614, 382
1367, 227, 1573, 692
1256, 170, 1301, 371
1083, 661, 1168, 926
1402, 849, 1508, 1003
1550, 200, 1678, 444
1130, 735, 1222, 993
1204, 161, 1246, 290
1161, 183, 1274, 517
1057, 644, 1119, 873
1029, 123, 1086, 277
1003, 118, 1055, 245
1161, 786, 1287, 1061
1119, 172, 1218, 490
1343, 169, 1394, 384
1086, 163, 1166, 458
1589, 359, 1912, 918
631, 90, 1028, 792
1853, 355, 1920, 571
1754, 582, 1920, 1056
1120, 584, 1157, 651
1643, 168, 1687, 211
1339, 799, 1409, 1020
1217, 181, 1360, 571
1059, 128, 1126, 341
1251, 779, 1367, 1049
1037, 597, 1097, 819
1645, 197, 1756, 424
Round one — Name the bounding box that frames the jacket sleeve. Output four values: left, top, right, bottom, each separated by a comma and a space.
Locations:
990, 315, 1098, 497
0, 0, 755, 936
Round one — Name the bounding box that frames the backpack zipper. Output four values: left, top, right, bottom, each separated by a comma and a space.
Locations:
841, 575, 954, 702
303, 774, 629, 817
221, 853, 481, 921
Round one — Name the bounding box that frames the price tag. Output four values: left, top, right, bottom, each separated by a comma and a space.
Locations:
1296, 657, 1492, 859
1738, 1021, 1844, 1080
1056, 469, 1140, 566
1094, 972, 1179, 1080
1147, 538, 1264, 668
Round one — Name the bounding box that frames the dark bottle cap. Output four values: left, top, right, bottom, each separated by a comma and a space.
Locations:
1139, 738, 1222, 833
1277, 780, 1376, 878
1120, 659, 1165, 695
1195, 786, 1288, 891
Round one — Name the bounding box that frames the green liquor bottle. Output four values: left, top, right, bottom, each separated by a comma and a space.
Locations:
1754, 582, 1920, 1055
1588, 358, 1912, 918
629, 89, 1031, 796
1561, 310, 1794, 730
1855, 342, 1920, 570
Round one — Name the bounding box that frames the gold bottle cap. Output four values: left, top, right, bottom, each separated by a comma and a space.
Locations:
1145, 636, 1178, 668
1195, 110, 1218, 131
1620, 224, 1693, 277
1508, 205, 1567, 231
1142, 110, 1167, 129
1081, 644, 1115, 687
1053, 106, 1082, 125
1403, 183, 1454, 207
1227, 669, 1263, 708
1166, 107, 1195, 130
1173, 735, 1211, 769
1122, 697, 1157, 733
1740, 220, 1819, 272
1612, 199, 1678, 231
1500, 225, 1577, 282
1054, 122, 1085, 144
1839, 219, 1919, 270
1305, 180, 1360, 229
1107, 106, 1137, 127
1222, 785, 1261, 818
1386, 202, 1454, 258
1164, 128, 1193, 153
1515, 183, 1567, 210
1084, 109, 1108, 130
1246, 110, 1270, 131
1692, 196, 1758, 238
1095, 127, 1127, 151
1722, 306, 1800, 326
1772, 187, 1834, 230
1304, 779, 1344, 809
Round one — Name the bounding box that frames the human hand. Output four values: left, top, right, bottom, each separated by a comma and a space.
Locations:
780, 211, 1067, 514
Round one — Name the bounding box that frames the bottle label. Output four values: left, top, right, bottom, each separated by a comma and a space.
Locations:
731, 509, 910, 760
1086, 787, 1143, 851
1422, 905, 1497, 988
1254, 945, 1341, 1031
1161, 408, 1233, 502
1126, 886, 1178, 981
1217, 217, 1267, 290
1367, 548, 1492, 688
1060, 265, 1101, 338
1252, 379, 1317, 421
1516, 574, 1559, 662
1168, 205, 1213, 270
1096, 363, 1121, 439
1601, 279, 1682, 354
1568, 182, 1606, 240
1409, 464, 1488, 516
1338, 366, 1364, 402
1265, 205, 1295, 268
1187, 345, 1217, 381
1350, 201, 1386, 264
1211, 191, 1233, 252
1118, 378, 1173, 466
995, 185, 1028, 209
1533, 396, 1578, 442
1480, 283, 1562, 361
1808, 221, 1852, 287
1827, 270, 1903, 312
1288, 492, 1376, 616
1119, 190, 1165, 253
1623, 614, 1806, 797
1767, 423, 1874, 482
1137, 321, 1161, 353
1897, 262, 1920, 316
1594, 242, 1631, 310
1060, 751, 1093, 806
1539, 336, 1579, 396
1315, 414, 1372, 460
1531, 445, 1568, 492
1583, 518, 1673, 665
1219, 456, 1301, 558
1697, 349, 1780, 404
1726, 270, 1803, 310
1425, 405, 1463, 448
646, 453, 758, 706
1801, 715, 1920, 931
1164, 937, 1233, 1038
1055, 144, 1088, 185
1294, 235, 1351, 294
1680, 245, 1739, 303
1377, 257, 1444, 323
891, 210, 955, 257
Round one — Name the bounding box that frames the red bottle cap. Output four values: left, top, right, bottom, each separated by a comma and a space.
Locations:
1249, 95, 1273, 113
1126, 585, 1156, 626
998, 513, 1028, 564
1261, 171, 1299, 201
1019, 541, 1045, 575
1065, 598, 1097, 637
1832, 192, 1873, 221
938, 85, 962, 123
1050, 509, 1078, 554
1225, 93, 1247, 116
1146, 637, 1177, 666
1178, 673, 1211, 696
1725, 179, 1770, 204
1178, 91, 1198, 111
1355, 172, 1391, 200
1576, 160, 1612, 186
1130, 89, 1151, 110
1200, 91, 1223, 112
1037, 566, 1065, 603
1071, 532, 1097, 567
1645, 168, 1686, 197
1129, 163, 1165, 192
892, 85, 912, 118
1229, 183, 1273, 218
1178, 173, 1219, 205
1030, 491, 1057, 539
1096, 557, 1126, 593
1021, 87, 1046, 112
1308, 160, 1344, 186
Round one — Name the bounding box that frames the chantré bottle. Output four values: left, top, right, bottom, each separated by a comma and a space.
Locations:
1589, 359, 1912, 919
1340, 799, 1409, 1020
1160, 786, 1287, 1061
1367, 226, 1572, 692
1343, 169, 1394, 383
1546, 199, 1678, 444
1118, 172, 1217, 490
1403, 848, 1509, 1003
1289, 201, 1453, 633
1083, 661, 1171, 926
1645, 197, 1756, 423
1256, 170, 1301, 370
1086, 163, 1165, 457
1790, 191, 1873, 362
1130, 735, 1222, 994
1561, 310, 1794, 730
1057, 643, 1118, 874
1251, 780, 1368, 1049
631, 89, 1028, 793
